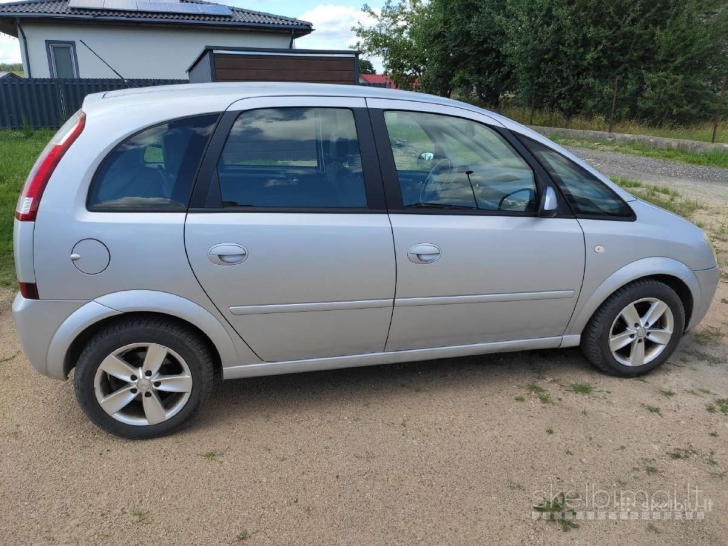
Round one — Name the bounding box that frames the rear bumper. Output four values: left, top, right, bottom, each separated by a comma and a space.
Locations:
688, 266, 720, 330
12, 294, 87, 379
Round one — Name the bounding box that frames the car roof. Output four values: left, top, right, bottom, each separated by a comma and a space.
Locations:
89, 82, 485, 114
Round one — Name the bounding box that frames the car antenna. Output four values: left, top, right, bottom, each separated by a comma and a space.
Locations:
79, 39, 137, 88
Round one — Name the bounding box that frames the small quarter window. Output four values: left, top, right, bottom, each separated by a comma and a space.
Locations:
88, 114, 219, 211
217, 108, 367, 209
525, 138, 634, 219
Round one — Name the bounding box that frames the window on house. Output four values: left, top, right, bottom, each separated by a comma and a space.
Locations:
47, 42, 78, 79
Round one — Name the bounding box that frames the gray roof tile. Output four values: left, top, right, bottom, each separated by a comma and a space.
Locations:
0, 0, 312, 30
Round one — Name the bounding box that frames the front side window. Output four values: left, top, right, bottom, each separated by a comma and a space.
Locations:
383, 111, 537, 212
47, 42, 78, 78
88, 114, 219, 211
525, 138, 633, 218
217, 108, 367, 209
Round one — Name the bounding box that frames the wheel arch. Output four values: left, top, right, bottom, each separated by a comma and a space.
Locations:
47, 290, 244, 380
63, 311, 224, 381
566, 257, 699, 338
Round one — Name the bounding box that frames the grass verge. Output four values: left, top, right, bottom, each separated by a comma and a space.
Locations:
551, 136, 728, 170
611, 177, 701, 219
0, 129, 55, 286
490, 105, 728, 144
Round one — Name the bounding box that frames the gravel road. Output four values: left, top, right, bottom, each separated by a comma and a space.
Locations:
567, 146, 728, 201
1, 151, 727, 545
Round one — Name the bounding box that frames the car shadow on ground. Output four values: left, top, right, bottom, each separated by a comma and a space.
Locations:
193, 347, 592, 430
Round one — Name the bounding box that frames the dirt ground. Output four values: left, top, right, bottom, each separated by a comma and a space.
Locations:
1, 151, 727, 545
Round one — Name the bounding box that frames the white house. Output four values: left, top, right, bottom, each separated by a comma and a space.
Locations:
0, 0, 313, 80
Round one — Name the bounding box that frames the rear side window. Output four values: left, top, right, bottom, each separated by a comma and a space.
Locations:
525, 137, 634, 219
88, 114, 219, 211
217, 107, 367, 209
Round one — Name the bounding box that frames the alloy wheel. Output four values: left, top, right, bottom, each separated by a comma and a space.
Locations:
93, 343, 193, 426
609, 297, 674, 367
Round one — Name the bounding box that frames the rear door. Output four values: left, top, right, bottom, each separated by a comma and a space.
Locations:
368, 99, 585, 351
185, 96, 395, 362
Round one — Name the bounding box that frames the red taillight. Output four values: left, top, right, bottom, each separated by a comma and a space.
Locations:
15, 111, 86, 222
19, 282, 39, 299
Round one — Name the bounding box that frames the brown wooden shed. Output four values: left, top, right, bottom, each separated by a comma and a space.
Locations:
187, 47, 360, 85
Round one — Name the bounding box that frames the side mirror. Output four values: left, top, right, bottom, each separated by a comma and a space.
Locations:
417, 152, 435, 169
539, 187, 558, 218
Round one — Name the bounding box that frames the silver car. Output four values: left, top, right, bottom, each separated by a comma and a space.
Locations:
12, 83, 719, 438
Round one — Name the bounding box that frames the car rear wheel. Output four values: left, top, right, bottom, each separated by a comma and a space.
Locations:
581, 279, 685, 376
74, 317, 214, 439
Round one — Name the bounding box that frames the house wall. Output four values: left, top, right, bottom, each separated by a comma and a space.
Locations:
22, 21, 292, 79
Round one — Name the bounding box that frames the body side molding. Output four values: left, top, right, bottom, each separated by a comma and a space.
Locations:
223, 336, 562, 380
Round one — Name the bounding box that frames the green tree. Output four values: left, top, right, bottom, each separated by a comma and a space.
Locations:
353, 1, 429, 89
638, 0, 728, 123
354, 0, 728, 123
359, 59, 377, 74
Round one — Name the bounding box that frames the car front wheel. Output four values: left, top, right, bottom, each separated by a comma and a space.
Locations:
581, 279, 685, 376
74, 317, 214, 439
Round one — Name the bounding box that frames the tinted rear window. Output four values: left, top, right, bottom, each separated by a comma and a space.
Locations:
216, 108, 367, 209
88, 114, 218, 211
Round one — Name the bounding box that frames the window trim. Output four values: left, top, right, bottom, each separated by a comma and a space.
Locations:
86, 113, 222, 213
46, 40, 79, 79
517, 134, 636, 222
190, 106, 387, 213
369, 108, 571, 217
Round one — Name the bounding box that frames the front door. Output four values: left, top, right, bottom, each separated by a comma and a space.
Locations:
368, 99, 585, 351
185, 96, 395, 362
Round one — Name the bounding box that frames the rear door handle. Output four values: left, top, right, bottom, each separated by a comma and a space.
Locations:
407, 243, 441, 264
208, 244, 248, 266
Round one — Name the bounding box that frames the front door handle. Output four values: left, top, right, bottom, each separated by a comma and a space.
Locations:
208, 244, 248, 266
407, 243, 441, 264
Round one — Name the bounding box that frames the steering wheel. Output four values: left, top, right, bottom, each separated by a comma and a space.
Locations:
498, 188, 537, 211
419, 158, 452, 203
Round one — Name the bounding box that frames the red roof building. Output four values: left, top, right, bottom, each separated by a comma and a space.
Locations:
359, 74, 398, 89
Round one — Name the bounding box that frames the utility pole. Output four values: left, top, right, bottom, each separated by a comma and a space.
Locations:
529, 83, 536, 126
608, 76, 619, 133
711, 76, 726, 144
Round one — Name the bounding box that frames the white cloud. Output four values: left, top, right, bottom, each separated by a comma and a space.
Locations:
0, 0, 21, 64
296, 4, 382, 71
0, 34, 20, 64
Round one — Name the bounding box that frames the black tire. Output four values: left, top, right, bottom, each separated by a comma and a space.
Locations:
74, 317, 214, 439
581, 279, 685, 377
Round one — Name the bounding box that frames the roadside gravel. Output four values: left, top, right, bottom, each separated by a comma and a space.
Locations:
565, 146, 728, 186
567, 146, 728, 206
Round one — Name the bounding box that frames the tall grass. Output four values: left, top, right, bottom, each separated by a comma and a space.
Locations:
0, 129, 55, 285
489, 105, 728, 144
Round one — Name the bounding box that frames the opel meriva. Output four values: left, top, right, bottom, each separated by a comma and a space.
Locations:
12, 83, 719, 438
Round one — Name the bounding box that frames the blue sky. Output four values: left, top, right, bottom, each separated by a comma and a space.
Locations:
0, 1, 383, 65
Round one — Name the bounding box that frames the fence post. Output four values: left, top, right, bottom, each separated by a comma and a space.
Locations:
608, 76, 619, 133
712, 76, 726, 144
